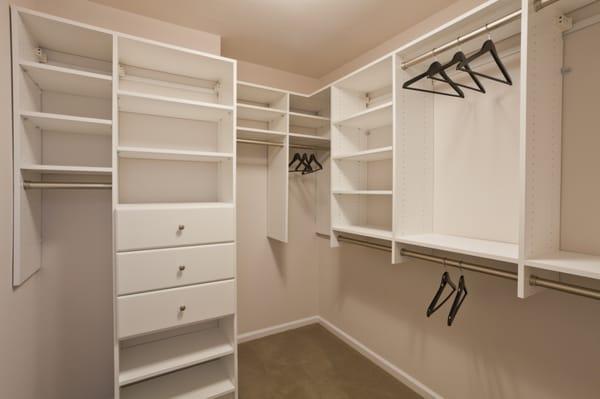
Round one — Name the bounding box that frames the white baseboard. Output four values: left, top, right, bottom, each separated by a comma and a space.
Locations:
318, 317, 443, 399
237, 316, 319, 343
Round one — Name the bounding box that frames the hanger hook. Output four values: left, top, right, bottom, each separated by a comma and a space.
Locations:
458, 260, 464, 275
485, 23, 492, 40
443, 257, 447, 270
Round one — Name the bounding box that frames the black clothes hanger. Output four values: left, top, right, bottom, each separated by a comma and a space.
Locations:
403, 61, 464, 98
429, 51, 485, 93
288, 152, 302, 171
426, 270, 457, 317
457, 39, 512, 86
303, 154, 323, 175
447, 274, 468, 326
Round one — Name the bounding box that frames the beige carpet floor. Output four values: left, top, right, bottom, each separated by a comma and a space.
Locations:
238, 324, 423, 399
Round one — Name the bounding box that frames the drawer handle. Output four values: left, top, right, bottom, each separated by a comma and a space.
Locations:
179, 305, 186, 312
178, 224, 185, 231
178, 265, 186, 271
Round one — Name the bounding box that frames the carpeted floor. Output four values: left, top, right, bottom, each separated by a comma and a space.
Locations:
238, 324, 423, 399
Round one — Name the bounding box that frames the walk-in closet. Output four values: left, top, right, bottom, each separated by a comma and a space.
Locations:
2, 1, 600, 398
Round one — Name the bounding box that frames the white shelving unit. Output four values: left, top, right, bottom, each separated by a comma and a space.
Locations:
330, 56, 394, 252
21, 111, 112, 135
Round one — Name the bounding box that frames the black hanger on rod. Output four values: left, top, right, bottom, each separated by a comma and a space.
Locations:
429, 51, 485, 93
303, 154, 323, 175
447, 265, 468, 326
403, 61, 465, 98
457, 39, 512, 86
426, 263, 457, 317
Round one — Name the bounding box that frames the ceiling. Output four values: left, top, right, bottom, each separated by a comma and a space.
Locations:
91, 0, 459, 78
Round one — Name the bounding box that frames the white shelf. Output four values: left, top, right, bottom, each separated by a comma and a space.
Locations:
20, 164, 112, 175
526, 251, 600, 280
120, 359, 235, 399
237, 127, 287, 143
20, 61, 112, 99
116, 202, 234, 211
20, 111, 112, 135
333, 190, 392, 195
237, 83, 287, 110
334, 102, 393, 130
119, 328, 234, 386
333, 225, 393, 241
237, 103, 286, 122
289, 133, 329, 147
395, 233, 519, 263
289, 112, 330, 129
336, 56, 393, 93
333, 146, 392, 162
118, 90, 233, 122
118, 146, 233, 162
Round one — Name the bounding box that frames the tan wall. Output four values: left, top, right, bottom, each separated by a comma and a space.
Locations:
0, 1, 220, 398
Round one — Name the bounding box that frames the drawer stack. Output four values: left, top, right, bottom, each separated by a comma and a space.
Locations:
113, 35, 237, 398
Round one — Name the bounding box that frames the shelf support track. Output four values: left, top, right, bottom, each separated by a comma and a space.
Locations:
319, 233, 600, 301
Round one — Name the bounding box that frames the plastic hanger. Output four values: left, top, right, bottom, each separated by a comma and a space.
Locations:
426, 269, 457, 317
403, 61, 465, 98
293, 153, 311, 173
429, 51, 485, 93
303, 154, 323, 175
447, 273, 468, 326
288, 152, 302, 172
457, 39, 512, 86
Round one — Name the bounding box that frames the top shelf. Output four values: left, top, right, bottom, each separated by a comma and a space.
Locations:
237, 83, 287, 111
526, 251, 600, 280
335, 56, 393, 93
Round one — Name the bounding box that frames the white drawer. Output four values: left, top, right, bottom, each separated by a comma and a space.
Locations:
116, 204, 235, 251
118, 280, 235, 339
117, 243, 235, 295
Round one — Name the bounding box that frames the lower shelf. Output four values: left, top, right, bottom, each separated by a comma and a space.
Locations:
119, 327, 234, 386
395, 233, 519, 263
121, 358, 235, 399
526, 251, 600, 280
20, 164, 112, 175
333, 225, 392, 241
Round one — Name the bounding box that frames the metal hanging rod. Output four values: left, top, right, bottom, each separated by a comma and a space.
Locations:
318, 233, 600, 301
23, 182, 112, 190
401, 9, 522, 70
237, 138, 329, 151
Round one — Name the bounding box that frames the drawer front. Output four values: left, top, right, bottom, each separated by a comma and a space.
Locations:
118, 280, 235, 339
116, 206, 234, 251
117, 243, 235, 295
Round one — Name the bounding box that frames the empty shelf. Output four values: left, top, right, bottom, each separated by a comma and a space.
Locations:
237, 104, 286, 122
116, 202, 234, 211
20, 111, 112, 135
118, 146, 233, 162
289, 133, 329, 147
526, 251, 600, 280
395, 233, 519, 263
119, 328, 234, 386
118, 91, 233, 121
289, 112, 330, 129
237, 127, 286, 143
333, 190, 392, 195
333, 146, 392, 162
333, 225, 392, 241
237, 83, 287, 110
334, 102, 393, 130
21, 164, 112, 175
20, 61, 112, 98
120, 359, 235, 399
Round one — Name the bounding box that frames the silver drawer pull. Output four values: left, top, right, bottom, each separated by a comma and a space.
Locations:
178, 224, 185, 231
178, 265, 186, 271
179, 305, 186, 312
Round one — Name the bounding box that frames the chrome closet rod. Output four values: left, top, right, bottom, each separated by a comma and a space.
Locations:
23, 182, 112, 190
237, 138, 329, 151
317, 233, 600, 301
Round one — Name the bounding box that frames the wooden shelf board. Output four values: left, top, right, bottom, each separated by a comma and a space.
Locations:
333, 190, 392, 195
21, 164, 112, 175
118, 90, 232, 122
119, 328, 234, 386
395, 233, 519, 263
334, 102, 393, 130
116, 202, 234, 211
333, 225, 393, 241
333, 146, 392, 162
237, 103, 286, 122
118, 146, 233, 162
289, 112, 330, 129
237, 127, 287, 143
289, 133, 329, 147
120, 359, 235, 399
237, 84, 287, 109
526, 251, 600, 280
20, 61, 112, 98
335, 56, 392, 93
20, 111, 112, 135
